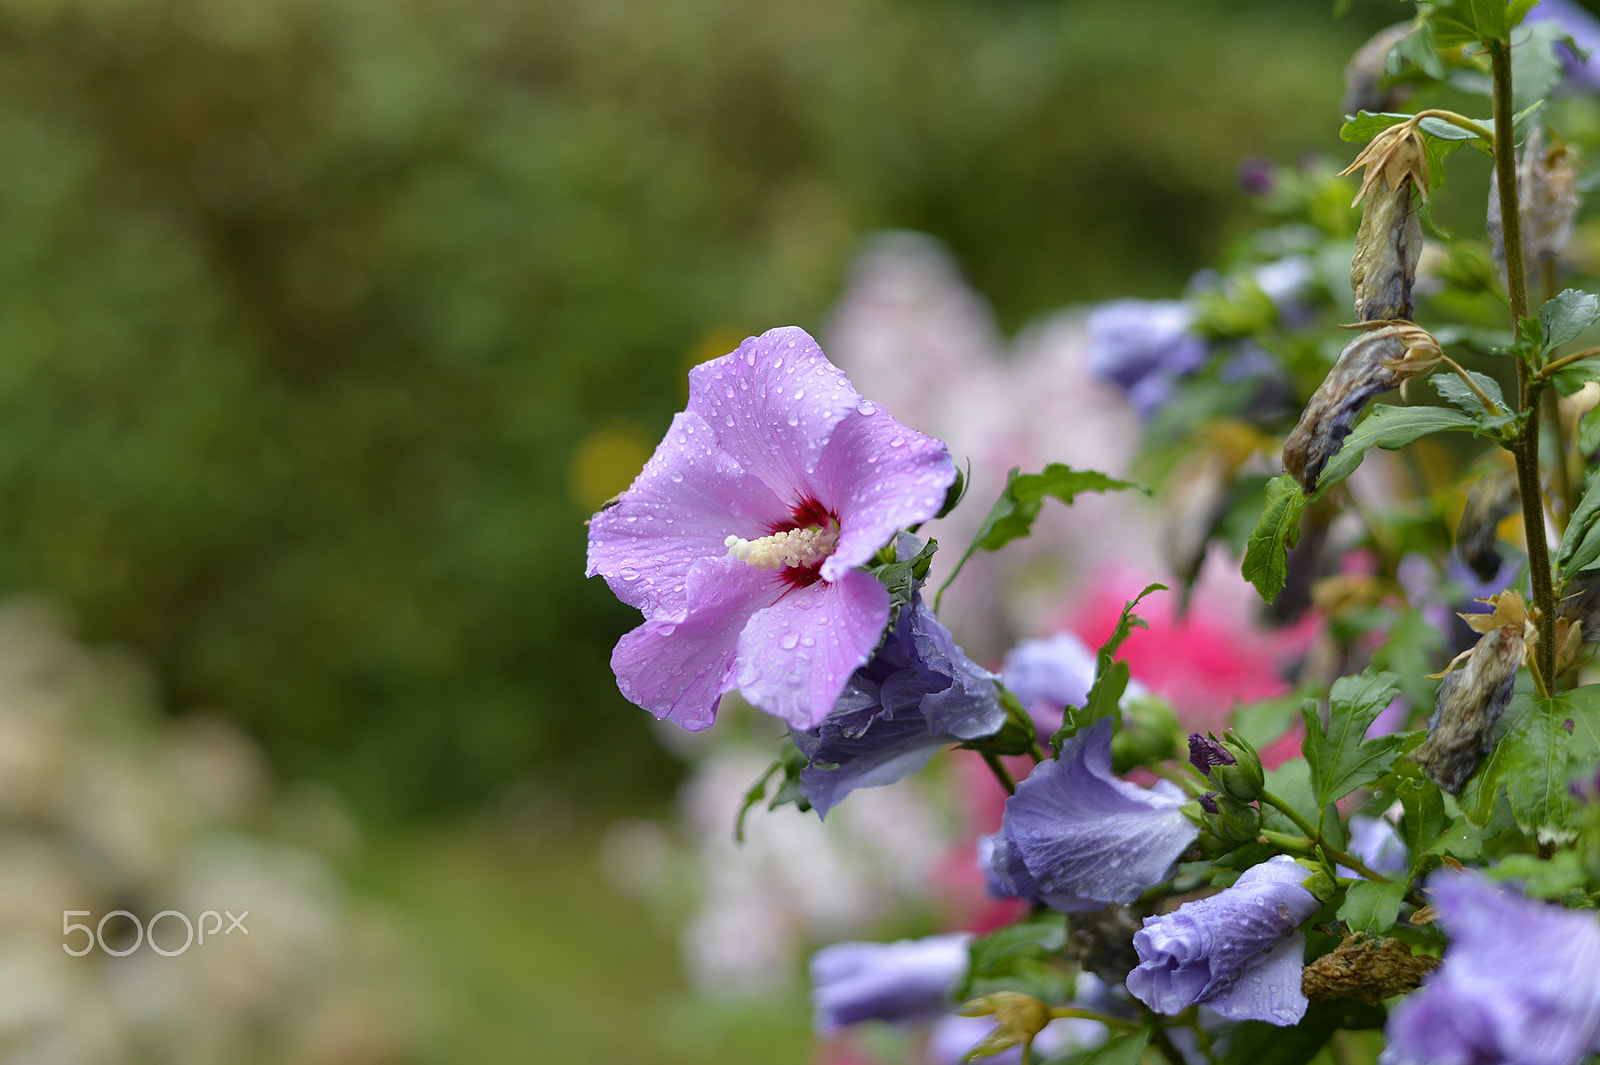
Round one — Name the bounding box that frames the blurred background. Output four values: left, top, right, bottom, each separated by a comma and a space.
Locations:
0, 0, 1426, 1061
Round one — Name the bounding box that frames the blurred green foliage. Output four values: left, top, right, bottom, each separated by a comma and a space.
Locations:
0, 0, 1393, 818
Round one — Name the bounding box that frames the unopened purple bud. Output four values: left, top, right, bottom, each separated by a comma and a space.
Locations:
1188, 733, 1236, 772
1198, 792, 1220, 814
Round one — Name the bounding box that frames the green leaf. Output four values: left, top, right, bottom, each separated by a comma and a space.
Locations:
1539, 288, 1600, 350
1230, 686, 1311, 753
735, 742, 811, 841
1512, 20, 1574, 114
959, 910, 1069, 1001
1457, 689, 1600, 836
1313, 405, 1480, 496
865, 533, 939, 626
1557, 470, 1600, 578
1303, 669, 1407, 809
1339, 110, 1488, 146
1052, 583, 1166, 749
1221, 1001, 1386, 1065
1372, 608, 1447, 712
1430, 369, 1516, 433
1075, 1030, 1152, 1065
938, 464, 1145, 608
1396, 776, 1450, 869
1338, 878, 1409, 935
1488, 850, 1588, 900
1241, 474, 1307, 603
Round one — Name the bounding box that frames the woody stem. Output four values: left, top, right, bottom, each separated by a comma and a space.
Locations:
1489, 37, 1557, 687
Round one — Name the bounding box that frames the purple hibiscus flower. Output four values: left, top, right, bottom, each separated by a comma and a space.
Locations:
988, 717, 1199, 911
809, 932, 971, 1034
793, 581, 1006, 818
1086, 299, 1209, 417
586, 327, 956, 731
1382, 870, 1600, 1065
1126, 855, 1320, 1026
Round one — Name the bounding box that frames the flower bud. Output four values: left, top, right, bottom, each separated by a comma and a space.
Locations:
1203, 792, 1263, 844
1213, 732, 1265, 803
956, 991, 1053, 1062
1188, 732, 1235, 773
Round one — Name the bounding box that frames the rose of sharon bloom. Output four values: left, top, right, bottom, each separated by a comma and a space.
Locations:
793, 584, 1006, 818
988, 718, 1198, 911
1127, 855, 1319, 1026
586, 327, 956, 730
1381, 871, 1600, 1065
809, 932, 971, 1034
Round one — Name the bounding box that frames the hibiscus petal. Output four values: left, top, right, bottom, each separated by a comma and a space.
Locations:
587, 410, 786, 619
815, 398, 956, 578
735, 570, 890, 729
611, 559, 780, 730
1207, 931, 1308, 1025
688, 327, 862, 511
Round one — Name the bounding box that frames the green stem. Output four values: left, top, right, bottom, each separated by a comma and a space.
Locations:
1047, 1006, 1141, 1031
1410, 108, 1496, 142
1438, 354, 1506, 416
1489, 37, 1558, 688
1538, 344, 1600, 380
981, 750, 1016, 795
1259, 789, 1320, 841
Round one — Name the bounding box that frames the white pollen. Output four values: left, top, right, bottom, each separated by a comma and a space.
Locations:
724, 526, 839, 570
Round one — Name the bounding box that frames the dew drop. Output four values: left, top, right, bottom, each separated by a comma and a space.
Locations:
670, 472, 683, 483
800, 636, 815, 648
793, 389, 805, 400
779, 632, 800, 650
619, 568, 639, 581
857, 401, 876, 416
725, 415, 736, 427
890, 436, 904, 447
787, 414, 799, 427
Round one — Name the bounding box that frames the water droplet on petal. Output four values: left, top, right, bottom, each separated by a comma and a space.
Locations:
779, 631, 799, 650
793, 389, 805, 400
787, 414, 799, 427
857, 401, 876, 416
725, 415, 736, 427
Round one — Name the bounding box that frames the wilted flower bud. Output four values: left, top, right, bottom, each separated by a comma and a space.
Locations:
1349, 152, 1425, 323
1456, 468, 1520, 583
1283, 322, 1441, 494
1412, 593, 1531, 794
1488, 125, 1582, 290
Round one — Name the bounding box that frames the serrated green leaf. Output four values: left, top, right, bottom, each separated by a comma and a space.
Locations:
938, 464, 1146, 608
1551, 355, 1600, 396
1556, 470, 1600, 578
1303, 669, 1406, 809
1397, 776, 1450, 868
1430, 369, 1517, 433
1339, 878, 1409, 935
1052, 583, 1165, 749
1457, 691, 1586, 835
1241, 474, 1306, 603
1313, 405, 1480, 496
1539, 289, 1600, 350
1512, 20, 1573, 113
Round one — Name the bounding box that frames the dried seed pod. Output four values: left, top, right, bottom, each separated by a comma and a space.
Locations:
1282, 322, 1441, 494
1412, 621, 1526, 794
1456, 468, 1520, 582
1488, 126, 1582, 290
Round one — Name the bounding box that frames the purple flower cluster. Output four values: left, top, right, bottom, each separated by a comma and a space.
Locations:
988, 718, 1198, 911
1126, 855, 1319, 1026
793, 585, 1006, 818
1382, 871, 1600, 1065
586, 327, 956, 731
